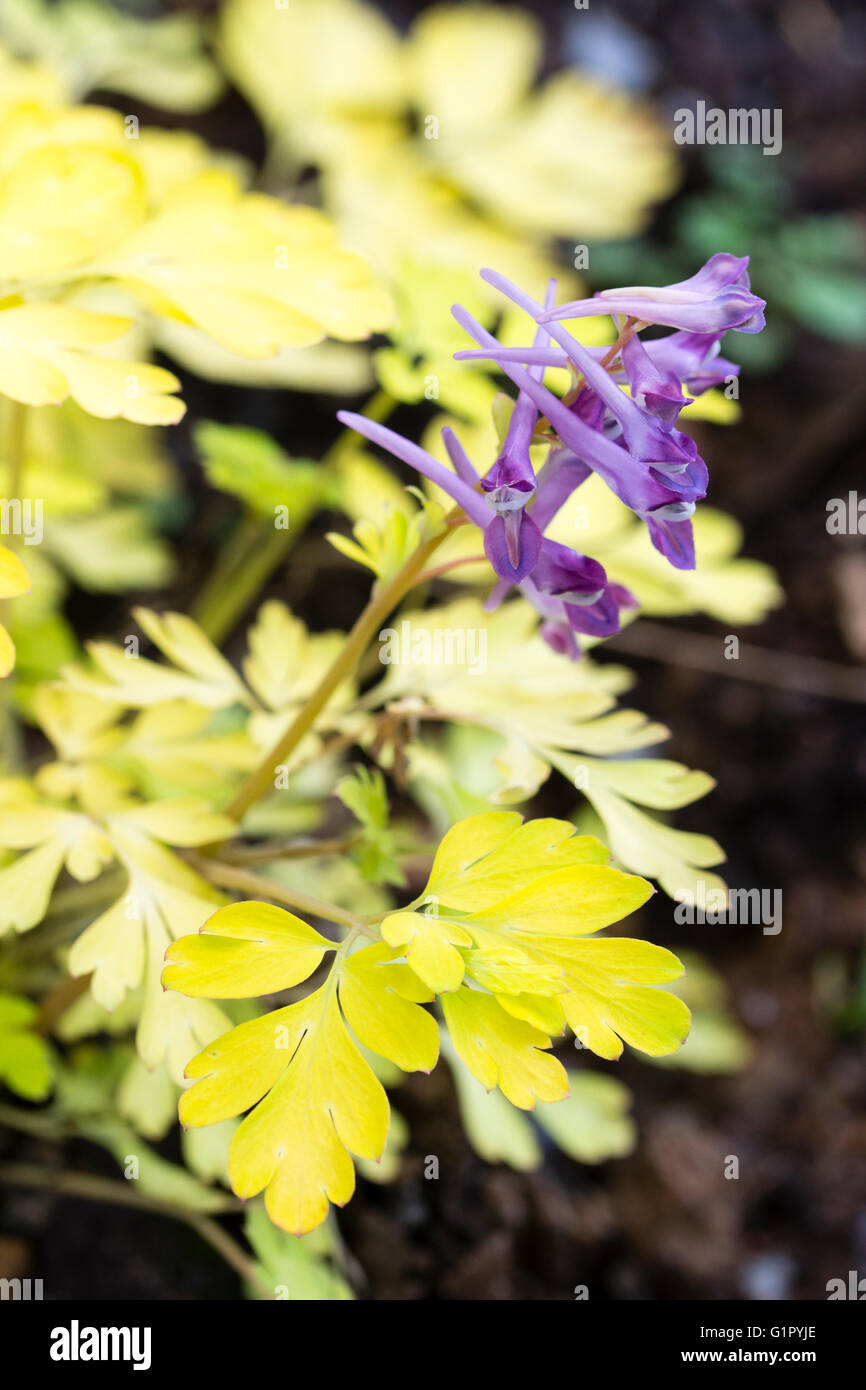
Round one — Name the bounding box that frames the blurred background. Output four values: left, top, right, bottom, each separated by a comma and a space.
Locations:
1, 0, 865, 1299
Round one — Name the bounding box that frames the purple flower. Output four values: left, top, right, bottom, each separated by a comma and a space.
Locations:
473, 280, 558, 582
516, 572, 639, 659
337, 255, 764, 659
642, 331, 740, 396
478, 269, 701, 466
620, 334, 691, 430
335, 407, 635, 653
451, 296, 704, 570
538, 253, 766, 335
454, 330, 740, 399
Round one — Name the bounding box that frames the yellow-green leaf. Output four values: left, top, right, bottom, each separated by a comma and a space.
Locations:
338, 942, 438, 1073
163, 901, 333, 998
181, 985, 389, 1235
441, 987, 567, 1109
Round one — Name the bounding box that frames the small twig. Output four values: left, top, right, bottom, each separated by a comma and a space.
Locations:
315, 730, 361, 763
184, 854, 379, 938
0, 1104, 74, 1140
607, 619, 866, 704
35, 974, 92, 1034
597, 315, 642, 372
414, 555, 487, 584
219, 834, 359, 866
219, 513, 462, 827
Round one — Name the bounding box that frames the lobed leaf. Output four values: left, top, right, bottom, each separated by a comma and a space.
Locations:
163, 901, 333, 999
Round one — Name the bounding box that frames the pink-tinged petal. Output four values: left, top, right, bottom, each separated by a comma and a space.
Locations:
540, 617, 581, 660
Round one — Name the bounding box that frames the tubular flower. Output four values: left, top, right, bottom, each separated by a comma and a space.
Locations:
452, 260, 765, 573
340, 258, 765, 655
338, 404, 636, 658
538, 253, 766, 335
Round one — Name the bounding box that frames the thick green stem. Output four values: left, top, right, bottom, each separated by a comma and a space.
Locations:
5, 399, 26, 505
190, 512, 265, 636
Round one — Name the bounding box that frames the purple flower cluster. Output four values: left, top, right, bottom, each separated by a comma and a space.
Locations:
339, 254, 765, 660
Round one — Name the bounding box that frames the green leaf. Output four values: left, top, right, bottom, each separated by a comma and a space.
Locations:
535, 1072, 636, 1162
180, 983, 390, 1235
652, 952, 752, 1074
195, 421, 331, 520
163, 901, 334, 1000
244, 1204, 353, 1301
81, 1114, 230, 1213
171, 936, 437, 1234
442, 987, 567, 1109
554, 751, 728, 904
116, 1055, 177, 1141
0, 991, 54, 1100
385, 812, 689, 1065
442, 1032, 541, 1170
336, 766, 405, 886
1, 0, 224, 110
46, 508, 175, 591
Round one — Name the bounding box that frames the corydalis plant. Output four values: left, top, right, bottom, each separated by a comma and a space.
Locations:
0, 220, 771, 1273
341, 254, 765, 658
151, 256, 765, 1235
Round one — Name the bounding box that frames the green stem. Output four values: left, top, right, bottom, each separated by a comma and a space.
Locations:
0, 400, 27, 762
190, 511, 264, 633
193, 521, 299, 646
0, 1104, 74, 1140
191, 390, 396, 644
35, 974, 92, 1034
6, 399, 26, 505
221, 514, 461, 827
